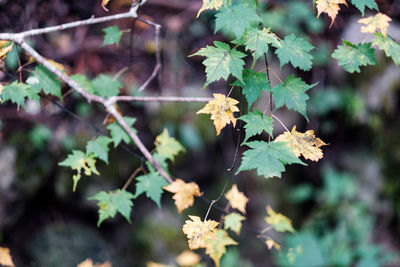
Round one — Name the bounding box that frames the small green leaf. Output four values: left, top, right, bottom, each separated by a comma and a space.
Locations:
332, 40, 377, 73
271, 74, 316, 121
92, 74, 122, 97
190, 41, 246, 87
233, 70, 270, 107
155, 129, 185, 161
224, 212, 245, 235
134, 172, 168, 208
86, 136, 112, 164
89, 189, 135, 226
239, 110, 274, 142
241, 28, 281, 63
372, 33, 400, 66
1, 81, 29, 109
275, 34, 314, 71
32, 65, 62, 99
101, 26, 123, 46
106, 116, 137, 147
236, 141, 305, 179
351, 0, 378, 16
70, 74, 96, 94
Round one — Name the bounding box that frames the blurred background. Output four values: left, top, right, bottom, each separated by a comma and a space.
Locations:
0, 0, 400, 266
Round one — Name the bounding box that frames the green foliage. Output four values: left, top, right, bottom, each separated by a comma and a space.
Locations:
101, 25, 123, 46
233, 70, 270, 107
190, 41, 246, 87
86, 136, 112, 164
29, 125, 52, 149
89, 189, 135, 226
134, 172, 169, 208
271, 74, 316, 121
106, 116, 137, 147
350, 0, 378, 16
92, 74, 122, 97
332, 40, 377, 73
0, 81, 31, 110
224, 213, 245, 235
373, 33, 400, 66
275, 34, 314, 71
70, 74, 96, 94
155, 129, 185, 161
32, 65, 62, 99
236, 141, 304, 179
239, 110, 274, 142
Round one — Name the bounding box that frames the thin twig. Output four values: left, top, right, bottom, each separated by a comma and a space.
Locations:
272, 114, 290, 132
110, 95, 213, 103
122, 167, 143, 191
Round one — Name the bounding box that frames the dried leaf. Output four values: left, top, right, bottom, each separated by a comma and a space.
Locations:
163, 179, 203, 213
0, 247, 15, 267
265, 238, 281, 250
224, 185, 248, 214
182, 215, 219, 249
197, 0, 223, 18
359, 13, 392, 37
275, 126, 327, 162
77, 258, 111, 267
316, 0, 347, 26
197, 93, 239, 135
265, 205, 295, 233
0, 41, 13, 60
204, 229, 238, 267
175, 250, 201, 266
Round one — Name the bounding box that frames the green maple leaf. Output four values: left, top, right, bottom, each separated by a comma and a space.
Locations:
224, 212, 245, 235
236, 141, 305, 179
101, 26, 123, 46
134, 172, 168, 208
92, 74, 122, 97
154, 129, 185, 161
1, 81, 30, 110
271, 74, 316, 121
86, 136, 112, 164
190, 41, 246, 87
145, 153, 170, 175
351, 0, 378, 16
59, 150, 99, 192
106, 116, 137, 147
32, 65, 62, 99
241, 28, 281, 63
373, 33, 400, 66
233, 70, 270, 107
70, 74, 96, 94
205, 229, 238, 267
215, 3, 260, 39
275, 34, 314, 71
332, 40, 377, 73
239, 110, 274, 142
89, 189, 134, 226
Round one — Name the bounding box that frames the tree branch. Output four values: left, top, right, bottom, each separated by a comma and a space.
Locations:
110, 95, 212, 103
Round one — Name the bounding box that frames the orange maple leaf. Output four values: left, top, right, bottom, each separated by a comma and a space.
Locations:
164, 179, 203, 213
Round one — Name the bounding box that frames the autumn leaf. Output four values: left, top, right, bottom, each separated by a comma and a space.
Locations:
359, 13, 391, 37
265, 238, 281, 250
197, 0, 223, 18
155, 129, 185, 161
146, 262, 170, 267
182, 215, 219, 249
175, 250, 201, 266
265, 205, 295, 233
204, 229, 238, 267
102, 0, 110, 11
197, 93, 239, 135
77, 258, 112, 267
275, 126, 327, 162
316, 0, 347, 26
0, 40, 13, 60
223, 212, 245, 235
224, 184, 248, 214
163, 179, 203, 213
0, 247, 15, 267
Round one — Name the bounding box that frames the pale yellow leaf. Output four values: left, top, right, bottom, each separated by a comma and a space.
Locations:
182, 215, 219, 250
197, 93, 239, 135
26, 56, 67, 72
197, 0, 223, 18
224, 184, 248, 214
275, 125, 327, 162
0, 247, 15, 267
316, 0, 347, 26
265, 205, 295, 233
175, 250, 201, 266
265, 238, 281, 250
146, 262, 170, 267
359, 13, 392, 37
0, 41, 13, 61
77, 258, 112, 267
164, 179, 203, 213
204, 229, 238, 267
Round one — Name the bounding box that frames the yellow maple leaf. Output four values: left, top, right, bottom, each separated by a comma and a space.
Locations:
182, 215, 219, 250
204, 229, 238, 267
197, 0, 223, 18
265, 238, 281, 250
175, 250, 201, 266
77, 258, 111, 267
0, 41, 13, 61
359, 13, 392, 37
0, 247, 15, 267
224, 184, 248, 214
197, 93, 239, 136
265, 205, 295, 233
163, 179, 203, 213
316, 0, 347, 27
275, 125, 327, 162
146, 262, 170, 267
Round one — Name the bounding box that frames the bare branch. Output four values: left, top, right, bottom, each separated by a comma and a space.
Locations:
110, 95, 213, 103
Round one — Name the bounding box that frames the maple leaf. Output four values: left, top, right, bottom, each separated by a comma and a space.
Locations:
223, 212, 245, 235
86, 136, 112, 164
239, 110, 274, 142
31, 65, 62, 99
0, 247, 15, 267
265, 238, 281, 250
0, 40, 13, 60
351, 0, 378, 16
275, 126, 327, 162
316, 0, 347, 27
373, 33, 400, 66
106, 116, 137, 147
134, 172, 168, 208
359, 13, 391, 37
77, 258, 112, 267
0, 81, 30, 110
190, 41, 246, 87
102, 26, 123, 46
89, 189, 134, 226
71, 74, 96, 94
182, 215, 219, 249
197, 93, 239, 135
224, 184, 248, 214
175, 250, 201, 266
154, 129, 185, 161
332, 40, 377, 73
92, 74, 122, 97
265, 205, 295, 233
146, 262, 169, 267
233, 70, 271, 108
236, 141, 305, 179
275, 34, 314, 71
163, 179, 203, 213
197, 0, 223, 18
204, 229, 238, 267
